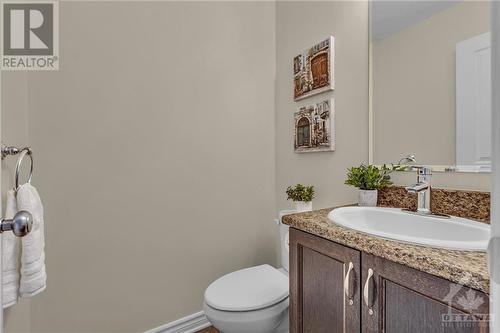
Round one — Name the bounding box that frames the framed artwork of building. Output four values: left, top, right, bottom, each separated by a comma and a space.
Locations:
294, 99, 335, 153
293, 36, 334, 101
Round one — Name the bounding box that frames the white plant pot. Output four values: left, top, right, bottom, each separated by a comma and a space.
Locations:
359, 190, 378, 207
295, 201, 313, 212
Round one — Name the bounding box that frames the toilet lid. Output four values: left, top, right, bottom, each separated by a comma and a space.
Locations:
204, 264, 289, 312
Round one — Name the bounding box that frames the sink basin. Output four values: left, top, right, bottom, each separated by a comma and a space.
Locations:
328, 207, 490, 251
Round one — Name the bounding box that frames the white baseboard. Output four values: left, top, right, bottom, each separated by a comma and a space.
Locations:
144, 311, 211, 333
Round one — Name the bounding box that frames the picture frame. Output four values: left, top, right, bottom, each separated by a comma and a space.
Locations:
294, 99, 335, 153
293, 36, 335, 101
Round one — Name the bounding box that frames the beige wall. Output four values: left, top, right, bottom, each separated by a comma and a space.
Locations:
276, 1, 369, 210
372, 1, 491, 166
4, 2, 277, 332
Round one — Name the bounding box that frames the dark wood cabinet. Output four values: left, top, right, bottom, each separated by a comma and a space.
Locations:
289, 228, 361, 333
362, 253, 489, 333
289, 228, 490, 333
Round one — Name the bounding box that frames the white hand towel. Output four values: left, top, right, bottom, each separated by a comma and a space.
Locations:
16, 184, 46, 297
2, 190, 20, 308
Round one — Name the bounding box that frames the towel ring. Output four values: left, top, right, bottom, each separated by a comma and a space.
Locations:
15, 148, 33, 192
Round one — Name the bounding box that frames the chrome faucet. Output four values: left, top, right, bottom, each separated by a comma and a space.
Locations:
405, 166, 432, 215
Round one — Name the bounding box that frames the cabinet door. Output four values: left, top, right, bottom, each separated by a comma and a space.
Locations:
290, 228, 361, 333
361, 253, 489, 333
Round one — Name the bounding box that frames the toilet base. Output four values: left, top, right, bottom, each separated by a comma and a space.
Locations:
217, 315, 288, 333
203, 298, 289, 333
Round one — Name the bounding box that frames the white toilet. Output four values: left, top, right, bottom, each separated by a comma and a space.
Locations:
203, 211, 294, 333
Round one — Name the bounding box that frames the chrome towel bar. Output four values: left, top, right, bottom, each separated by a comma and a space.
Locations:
1, 144, 34, 191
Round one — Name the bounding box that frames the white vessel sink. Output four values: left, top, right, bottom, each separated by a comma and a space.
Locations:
328, 207, 490, 251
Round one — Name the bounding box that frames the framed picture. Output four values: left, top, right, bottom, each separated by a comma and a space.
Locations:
293, 36, 335, 101
294, 99, 335, 153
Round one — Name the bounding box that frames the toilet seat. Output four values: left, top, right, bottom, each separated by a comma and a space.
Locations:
204, 264, 289, 312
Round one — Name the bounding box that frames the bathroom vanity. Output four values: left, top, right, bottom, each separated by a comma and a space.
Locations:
283, 197, 490, 333
280, 1, 495, 331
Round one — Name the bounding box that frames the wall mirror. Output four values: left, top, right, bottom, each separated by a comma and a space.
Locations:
370, 1, 492, 172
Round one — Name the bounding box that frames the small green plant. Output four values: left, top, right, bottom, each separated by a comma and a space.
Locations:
286, 184, 315, 202
345, 164, 404, 190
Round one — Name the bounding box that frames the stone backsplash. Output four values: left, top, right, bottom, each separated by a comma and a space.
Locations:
377, 186, 490, 223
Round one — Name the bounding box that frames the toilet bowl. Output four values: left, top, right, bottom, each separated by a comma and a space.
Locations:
203, 265, 289, 333
203, 211, 294, 333
203, 297, 289, 333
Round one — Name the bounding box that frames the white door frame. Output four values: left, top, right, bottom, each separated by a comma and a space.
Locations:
490, 2, 500, 332
456, 31, 492, 172
0, 57, 4, 333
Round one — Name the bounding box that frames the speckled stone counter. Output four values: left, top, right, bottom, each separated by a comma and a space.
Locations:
282, 208, 490, 294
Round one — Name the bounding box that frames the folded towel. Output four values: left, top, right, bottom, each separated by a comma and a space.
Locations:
16, 184, 46, 297
2, 191, 20, 308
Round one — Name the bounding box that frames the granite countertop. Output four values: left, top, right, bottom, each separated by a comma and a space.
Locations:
282, 207, 490, 294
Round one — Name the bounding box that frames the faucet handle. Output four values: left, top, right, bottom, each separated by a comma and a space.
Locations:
408, 165, 432, 175
417, 166, 432, 175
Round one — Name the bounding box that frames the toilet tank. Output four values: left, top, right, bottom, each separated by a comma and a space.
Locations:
278, 210, 295, 273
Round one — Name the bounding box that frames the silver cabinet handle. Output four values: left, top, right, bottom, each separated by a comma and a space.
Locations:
363, 268, 374, 315
0, 211, 33, 237
344, 262, 355, 305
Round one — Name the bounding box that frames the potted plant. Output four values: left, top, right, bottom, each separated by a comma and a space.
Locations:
345, 164, 402, 206
286, 184, 315, 212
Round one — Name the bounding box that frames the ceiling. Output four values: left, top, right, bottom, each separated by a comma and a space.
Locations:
371, 0, 459, 40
